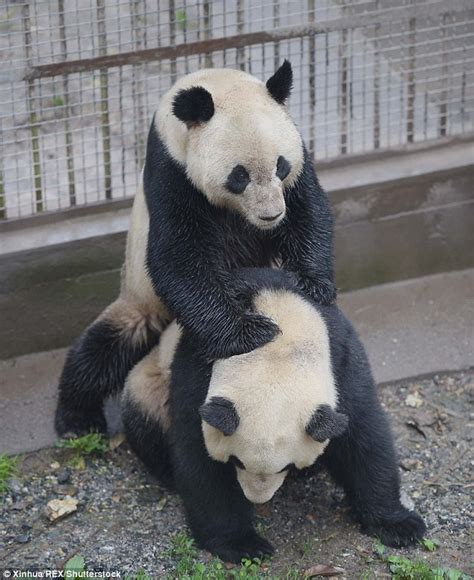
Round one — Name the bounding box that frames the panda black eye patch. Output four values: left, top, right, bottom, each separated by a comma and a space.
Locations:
276, 156, 291, 181
225, 165, 250, 194
229, 455, 246, 470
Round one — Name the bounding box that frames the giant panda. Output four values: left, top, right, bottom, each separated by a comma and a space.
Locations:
55, 62, 336, 436
122, 268, 426, 563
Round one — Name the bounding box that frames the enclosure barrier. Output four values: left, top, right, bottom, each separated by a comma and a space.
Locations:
0, 0, 473, 220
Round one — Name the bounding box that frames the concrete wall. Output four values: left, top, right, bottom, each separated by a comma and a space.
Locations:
1, 142, 473, 359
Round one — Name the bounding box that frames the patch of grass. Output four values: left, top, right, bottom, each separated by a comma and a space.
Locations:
374, 542, 470, 580
0, 454, 17, 495
58, 433, 108, 456
420, 538, 441, 552
163, 531, 269, 579
58, 433, 108, 468
64, 554, 85, 577
175, 9, 187, 31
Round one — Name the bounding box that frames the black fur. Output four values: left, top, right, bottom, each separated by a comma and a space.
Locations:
266, 60, 293, 104
172, 86, 215, 127
144, 121, 335, 362
121, 397, 175, 491
55, 320, 159, 437
123, 269, 425, 561
305, 404, 349, 442
199, 397, 240, 436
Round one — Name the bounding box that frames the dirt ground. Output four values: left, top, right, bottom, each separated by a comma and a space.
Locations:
1, 370, 473, 578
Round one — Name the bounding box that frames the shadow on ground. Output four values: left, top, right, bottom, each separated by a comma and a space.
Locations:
1, 370, 472, 578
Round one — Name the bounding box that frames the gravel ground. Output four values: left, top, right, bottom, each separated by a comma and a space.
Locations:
1, 370, 473, 578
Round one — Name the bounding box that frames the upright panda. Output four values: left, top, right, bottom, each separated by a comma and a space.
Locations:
122, 269, 426, 563
55, 62, 336, 436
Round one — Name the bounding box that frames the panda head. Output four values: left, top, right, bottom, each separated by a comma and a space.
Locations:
156, 61, 304, 230
200, 399, 348, 504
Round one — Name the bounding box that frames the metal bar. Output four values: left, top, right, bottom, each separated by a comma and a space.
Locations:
22, 3, 43, 214
21, 0, 471, 82
406, 15, 416, 143
96, 0, 112, 200
58, 0, 76, 207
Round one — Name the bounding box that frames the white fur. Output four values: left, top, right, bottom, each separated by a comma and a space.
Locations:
123, 322, 182, 431
202, 290, 337, 504
155, 68, 304, 229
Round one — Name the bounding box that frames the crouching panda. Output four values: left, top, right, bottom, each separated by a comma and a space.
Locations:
55, 61, 336, 437
122, 268, 426, 563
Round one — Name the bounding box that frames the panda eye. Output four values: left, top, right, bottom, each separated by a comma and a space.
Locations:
229, 455, 246, 470
276, 156, 291, 181
226, 165, 250, 195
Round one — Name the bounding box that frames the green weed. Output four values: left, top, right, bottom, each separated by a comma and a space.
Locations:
0, 454, 17, 495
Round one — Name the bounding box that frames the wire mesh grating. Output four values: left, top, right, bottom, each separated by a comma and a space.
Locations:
0, 0, 473, 219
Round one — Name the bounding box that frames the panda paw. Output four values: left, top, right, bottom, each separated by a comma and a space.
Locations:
55, 404, 107, 438
362, 510, 426, 548
206, 313, 280, 360
203, 529, 275, 563
298, 274, 337, 306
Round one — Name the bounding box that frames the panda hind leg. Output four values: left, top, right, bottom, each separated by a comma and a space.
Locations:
55, 299, 165, 437
121, 348, 175, 490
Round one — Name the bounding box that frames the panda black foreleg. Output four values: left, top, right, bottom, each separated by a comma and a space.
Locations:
170, 428, 274, 562
175, 458, 273, 562
322, 399, 426, 547
55, 315, 160, 437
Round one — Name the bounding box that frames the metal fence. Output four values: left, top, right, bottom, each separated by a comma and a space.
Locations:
0, 0, 473, 220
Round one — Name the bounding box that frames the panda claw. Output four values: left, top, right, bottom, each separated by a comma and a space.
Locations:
202, 530, 274, 563
55, 404, 107, 437
361, 510, 426, 548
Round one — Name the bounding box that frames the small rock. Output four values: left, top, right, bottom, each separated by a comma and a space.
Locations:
405, 392, 423, 408
56, 485, 78, 496
50, 462, 60, 470
15, 534, 31, 544
45, 497, 78, 522
400, 490, 415, 511
56, 468, 71, 484
8, 478, 22, 494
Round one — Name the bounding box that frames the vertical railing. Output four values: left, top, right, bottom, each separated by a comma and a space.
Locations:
203, 1, 213, 68
236, 0, 245, 70
339, 14, 349, 155
308, 0, 316, 156
58, 0, 76, 206
169, 0, 177, 84
96, 0, 112, 199
406, 16, 416, 143
22, 3, 43, 213
373, 0, 381, 150
131, 0, 146, 167
273, 0, 280, 71
438, 12, 448, 137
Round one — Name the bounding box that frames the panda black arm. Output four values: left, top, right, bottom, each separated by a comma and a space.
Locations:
146, 210, 279, 360
275, 148, 336, 306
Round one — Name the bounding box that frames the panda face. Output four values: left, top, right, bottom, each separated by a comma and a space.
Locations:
199, 289, 349, 504
201, 400, 332, 503
157, 64, 304, 230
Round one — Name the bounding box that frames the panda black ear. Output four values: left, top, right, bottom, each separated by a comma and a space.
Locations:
199, 396, 240, 436
305, 404, 348, 442
172, 86, 215, 128
266, 60, 293, 104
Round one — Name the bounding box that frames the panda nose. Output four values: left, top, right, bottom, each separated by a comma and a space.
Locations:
259, 212, 282, 222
